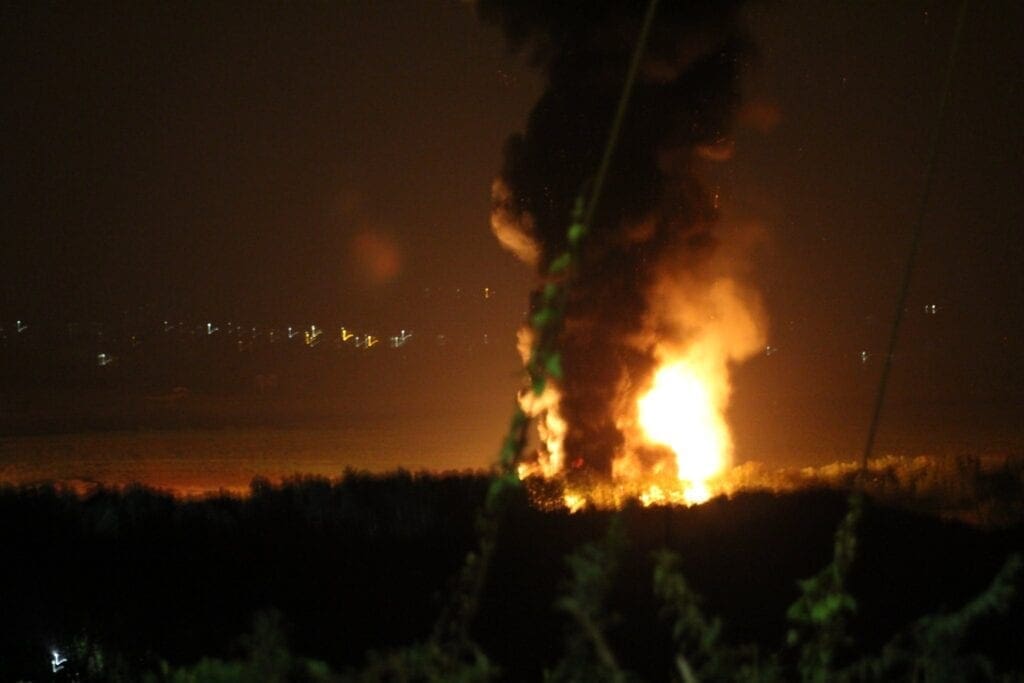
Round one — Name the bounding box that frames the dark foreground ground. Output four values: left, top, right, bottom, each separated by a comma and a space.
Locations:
1, 473, 1022, 681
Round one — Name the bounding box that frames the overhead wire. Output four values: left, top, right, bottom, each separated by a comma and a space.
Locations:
861, 0, 971, 474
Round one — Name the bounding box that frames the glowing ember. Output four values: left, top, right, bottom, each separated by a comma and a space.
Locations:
637, 360, 731, 504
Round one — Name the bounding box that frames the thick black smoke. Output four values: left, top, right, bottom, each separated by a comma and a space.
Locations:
481, 0, 751, 478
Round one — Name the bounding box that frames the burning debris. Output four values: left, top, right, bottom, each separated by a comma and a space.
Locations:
480, 0, 766, 505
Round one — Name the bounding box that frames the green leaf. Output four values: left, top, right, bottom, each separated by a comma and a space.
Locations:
531, 307, 556, 330
548, 252, 572, 275
811, 593, 844, 622
571, 193, 586, 221
545, 353, 563, 380
499, 439, 518, 467
543, 282, 559, 303
567, 221, 587, 246
509, 409, 527, 432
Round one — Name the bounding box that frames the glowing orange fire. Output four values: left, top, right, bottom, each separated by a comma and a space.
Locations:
636, 358, 731, 504
515, 264, 765, 511
517, 340, 740, 509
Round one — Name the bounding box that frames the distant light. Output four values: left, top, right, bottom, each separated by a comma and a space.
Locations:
304, 325, 323, 347
924, 303, 938, 315
389, 329, 412, 348
860, 350, 869, 364
765, 344, 778, 357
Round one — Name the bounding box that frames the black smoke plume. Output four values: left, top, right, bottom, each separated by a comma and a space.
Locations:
480, 0, 752, 478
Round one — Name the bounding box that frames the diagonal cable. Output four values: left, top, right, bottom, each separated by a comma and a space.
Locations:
861, 0, 971, 473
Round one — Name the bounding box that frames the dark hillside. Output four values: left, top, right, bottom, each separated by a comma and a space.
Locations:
1, 475, 1020, 681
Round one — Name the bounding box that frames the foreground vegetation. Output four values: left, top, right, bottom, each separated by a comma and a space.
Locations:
2, 472, 1022, 681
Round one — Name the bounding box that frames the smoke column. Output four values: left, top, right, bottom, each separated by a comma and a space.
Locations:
480, 0, 756, 480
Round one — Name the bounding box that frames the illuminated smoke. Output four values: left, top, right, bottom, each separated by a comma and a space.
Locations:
490, 179, 540, 266
617, 244, 767, 503
481, 0, 763, 493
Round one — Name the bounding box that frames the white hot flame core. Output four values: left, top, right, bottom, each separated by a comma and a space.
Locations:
637, 359, 731, 504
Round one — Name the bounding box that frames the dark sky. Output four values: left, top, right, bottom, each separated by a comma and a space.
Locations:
2, 0, 540, 326
3, 1, 1022, 452
727, 0, 1023, 413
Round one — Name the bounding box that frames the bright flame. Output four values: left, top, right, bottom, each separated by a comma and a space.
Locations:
514, 234, 767, 512
515, 326, 568, 479
563, 492, 587, 513
637, 360, 730, 504
517, 383, 567, 479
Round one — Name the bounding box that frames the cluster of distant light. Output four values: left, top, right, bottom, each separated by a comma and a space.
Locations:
0, 286, 505, 341
173, 321, 413, 350
0, 317, 510, 369
0, 318, 417, 348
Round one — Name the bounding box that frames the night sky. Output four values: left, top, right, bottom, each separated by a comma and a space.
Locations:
2, 0, 540, 326
3, 1, 1021, 462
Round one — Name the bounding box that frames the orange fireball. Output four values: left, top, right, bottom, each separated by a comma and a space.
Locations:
637, 359, 732, 504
